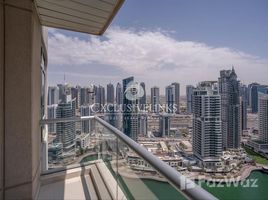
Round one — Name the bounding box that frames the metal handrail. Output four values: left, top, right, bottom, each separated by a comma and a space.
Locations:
40, 116, 94, 124
40, 116, 218, 200
94, 116, 217, 200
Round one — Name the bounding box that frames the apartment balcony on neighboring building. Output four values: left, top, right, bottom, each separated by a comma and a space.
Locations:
0, 0, 217, 199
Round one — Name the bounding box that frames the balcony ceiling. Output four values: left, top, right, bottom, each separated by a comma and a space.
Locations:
34, 0, 124, 35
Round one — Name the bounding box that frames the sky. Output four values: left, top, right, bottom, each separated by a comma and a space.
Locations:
47, 0, 268, 95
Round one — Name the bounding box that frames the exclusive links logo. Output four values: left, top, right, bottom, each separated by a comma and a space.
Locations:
124, 81, 145, 101
90, 81, 178, 113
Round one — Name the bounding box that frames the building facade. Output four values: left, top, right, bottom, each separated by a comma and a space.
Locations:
171, 82, 180, 114
218, 68, 240, 149
56, 99, 76, 152
249, 83, 268, 113
116, 82, 123, 105
80, 85, 95, 106
107, 83, 114, 104
192, 81, 222, 164
151, 86, 160, 113
122, 77, 139, 140
47, 104, 58, 133
166, 85, 176, 113
71, 86, 81, 109
140, 82, 146, 110
159, 114, 170, 137
48, 86, 59, 105
95, 85, 105, 113
259, 93, 268, 143
139, 113, 148, 137
240, 84, 248, 131
186, 85, 194, 113
81, 105, 91, 134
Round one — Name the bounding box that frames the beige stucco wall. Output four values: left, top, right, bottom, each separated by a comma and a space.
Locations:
2, 0, 45, 199
30, 5, 42, 199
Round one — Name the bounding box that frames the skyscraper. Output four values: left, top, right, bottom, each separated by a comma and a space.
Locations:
88, 84, 95, 105
151, 86, 160, 113
139, 113, 148, 137
48, 86, 59, 105
159, 114, 170, 137
80, 87, 88, 106
140, 82, 146, 110
249, 83, 268, 113
192, 81, 222, 165
249, 83, 260, 113
218, 67, 240, 149
186, 85, 194, 113
171, 82, 180, 114
47, 104, 58, 133
80, 85, 95, 106
81, 105, 91, 134
95, 85, 105, 113
259, 93, 268, 143
122, 76, 139, 140
107, 83, 114, 104
116, 82, 123, 105
56, 98, 76, 152
57, 84, 70, 103
71, 86, 81, 109
105, 104, 117, 128
239, 84, 248, 131
165, 84, 175, 113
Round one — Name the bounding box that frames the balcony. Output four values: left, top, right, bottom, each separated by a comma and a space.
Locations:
39, 116, 217, 200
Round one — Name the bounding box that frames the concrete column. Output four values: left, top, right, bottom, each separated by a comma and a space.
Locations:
2, 0, 44, 199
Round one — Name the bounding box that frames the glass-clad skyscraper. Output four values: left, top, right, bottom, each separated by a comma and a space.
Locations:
218, 67, 240, 149
259, 93, 268, 143
107, 83, 114, 104
186, 85, 194, 113
56, 98, 76, 152
151, 86, 160, 113
122, 77, 139, 140
165, 84, 175, 113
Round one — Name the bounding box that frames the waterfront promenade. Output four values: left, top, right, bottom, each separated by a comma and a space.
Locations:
112, 161, 264, 184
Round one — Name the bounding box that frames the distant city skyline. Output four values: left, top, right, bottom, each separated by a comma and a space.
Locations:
47, 0, 268, 95
47, 74, 264, 97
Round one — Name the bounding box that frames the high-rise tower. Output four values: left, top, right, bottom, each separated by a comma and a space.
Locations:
186, 85, 194, 113
140, 82, 146, 110
122, 77, 139, 140
192, 81, 222, 165
218, 67, 240, 149
259, 93, 268, 143
56, 99, 76, 152
107, 83, 114, 104
171, 82, 180, 114
48, 86, 59, 105
151, 86, 160, 113
81, 105, 91, 134
165, 85, 175, 113
249, 83, 268, 113
239, 84, 248, 132
116, 82, 123, 105
95, 85, 105, 113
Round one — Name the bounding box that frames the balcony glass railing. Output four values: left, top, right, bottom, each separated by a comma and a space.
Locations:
40, 116, 217, 200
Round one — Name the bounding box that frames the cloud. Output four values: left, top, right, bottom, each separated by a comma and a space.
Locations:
48, 27, 268, 94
